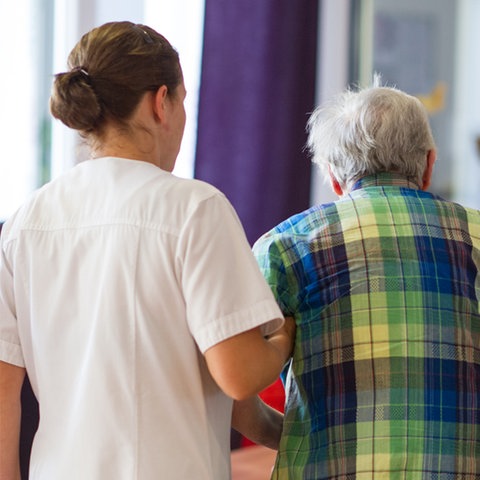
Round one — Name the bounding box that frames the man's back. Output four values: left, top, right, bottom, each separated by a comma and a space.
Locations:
254, 173, 480, 479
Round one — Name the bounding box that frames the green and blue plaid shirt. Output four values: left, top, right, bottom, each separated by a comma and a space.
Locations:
253, 173, 480, 479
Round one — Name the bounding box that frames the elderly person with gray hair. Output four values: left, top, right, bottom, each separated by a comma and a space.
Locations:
253, 81, 480, 479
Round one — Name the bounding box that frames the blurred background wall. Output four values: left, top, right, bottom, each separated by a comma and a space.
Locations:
2, 0, 479, 238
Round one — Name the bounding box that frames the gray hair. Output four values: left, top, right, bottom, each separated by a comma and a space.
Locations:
306, 81, 436, 190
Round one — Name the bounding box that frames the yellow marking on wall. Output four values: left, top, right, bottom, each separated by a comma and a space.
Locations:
415, 81, 446, 115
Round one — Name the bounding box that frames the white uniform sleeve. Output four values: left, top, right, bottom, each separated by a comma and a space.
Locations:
0, 237, 25, 367
177, 192, 283, 353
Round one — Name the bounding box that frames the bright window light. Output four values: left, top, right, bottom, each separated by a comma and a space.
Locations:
0, 1, 40, 221
144, 0, 205, 178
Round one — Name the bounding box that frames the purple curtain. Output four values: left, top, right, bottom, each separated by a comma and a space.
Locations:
195, 0, 319, 245
20, 377, 38, 480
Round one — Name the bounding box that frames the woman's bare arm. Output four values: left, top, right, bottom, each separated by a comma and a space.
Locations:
204, 317, 295, 400
0, 361, 25, 480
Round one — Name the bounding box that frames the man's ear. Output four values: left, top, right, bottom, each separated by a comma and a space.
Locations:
421, 149, 436, 190
328, 165, 344, 196
152, 85, 169, 123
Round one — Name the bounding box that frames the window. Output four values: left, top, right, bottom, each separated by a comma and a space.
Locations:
0, 0, 54, 221
1, 0, 204, 222
144, 0, 205, 179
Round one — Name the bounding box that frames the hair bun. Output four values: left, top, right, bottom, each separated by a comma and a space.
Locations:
50, 69, 102, 131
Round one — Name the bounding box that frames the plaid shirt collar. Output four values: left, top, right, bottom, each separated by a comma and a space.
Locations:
350, 172, 422, 192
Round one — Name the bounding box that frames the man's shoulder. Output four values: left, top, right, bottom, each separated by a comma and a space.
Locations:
255, 202, 342, 251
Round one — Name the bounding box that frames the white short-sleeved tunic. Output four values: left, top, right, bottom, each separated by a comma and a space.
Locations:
0, 157, 283, 480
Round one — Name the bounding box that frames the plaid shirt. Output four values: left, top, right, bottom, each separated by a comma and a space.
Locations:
253, 173, 480, 479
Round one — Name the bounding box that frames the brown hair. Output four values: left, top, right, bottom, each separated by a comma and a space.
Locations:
50, 21, 181, 140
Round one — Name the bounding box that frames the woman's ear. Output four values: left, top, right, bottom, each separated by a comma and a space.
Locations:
152, 85, 169, 123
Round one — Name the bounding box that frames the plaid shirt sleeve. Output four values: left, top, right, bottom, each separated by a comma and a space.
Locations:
253, 232, 299, 317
